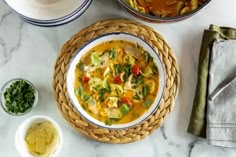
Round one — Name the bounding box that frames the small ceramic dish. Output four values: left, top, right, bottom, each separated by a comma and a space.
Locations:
0, 78, 38, 116
15, 115, 63, 157
117, 0, 212, 23
66, 32, 166, 129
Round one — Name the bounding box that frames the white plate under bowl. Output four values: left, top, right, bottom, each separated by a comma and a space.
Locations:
66, 32, 166, 129
19, 0, 92, 27
4, 0, 89, 22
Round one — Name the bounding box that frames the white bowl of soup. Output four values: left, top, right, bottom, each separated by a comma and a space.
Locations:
66, 33, 165, 129
118, 0, 211, 23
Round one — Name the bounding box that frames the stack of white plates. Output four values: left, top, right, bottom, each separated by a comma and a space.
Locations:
3, 0, 92, 27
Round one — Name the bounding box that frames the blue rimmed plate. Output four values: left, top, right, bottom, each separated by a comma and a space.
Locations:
4, 0, 91, 25
19, 0, 92, 27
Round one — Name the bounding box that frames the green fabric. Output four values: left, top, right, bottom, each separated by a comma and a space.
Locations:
187, 25, 236, 138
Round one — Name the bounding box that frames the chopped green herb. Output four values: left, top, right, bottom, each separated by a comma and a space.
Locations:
142, 99, 152, 108
142, 84, 150, 98
3, 80, 35, 114
114, 64, 123, 75
132, 75, 144, 84
109, 48, 117, 59
144, 51, 150, 63
81, 94, 91, 101
122, 64, 132, 81
98, 88, 110, 102
93, 85, 100, 91
114, 64, 132, 81
134, 92, 141, 100
120, 104, 130, 116
105, 119, 112, 125
75, 86, 83, 96
76, 61, 85, 71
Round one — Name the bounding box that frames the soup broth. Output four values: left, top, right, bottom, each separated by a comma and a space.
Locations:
126, 0, 207, 17
74, 40, 159, 125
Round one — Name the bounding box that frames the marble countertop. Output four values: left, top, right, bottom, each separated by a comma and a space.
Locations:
1, 0, 236, 156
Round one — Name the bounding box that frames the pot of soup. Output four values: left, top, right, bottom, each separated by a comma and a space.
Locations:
66, 32, 165, 129
117, 0, 212, 22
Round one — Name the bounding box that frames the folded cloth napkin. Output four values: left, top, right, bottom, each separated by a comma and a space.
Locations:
188, 25, 236, 138
207, 40, 236, 148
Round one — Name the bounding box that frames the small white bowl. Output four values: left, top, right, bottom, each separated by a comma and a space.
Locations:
66, 32, 166, 129
4, 0, 90, 22
15, 116, 63, 157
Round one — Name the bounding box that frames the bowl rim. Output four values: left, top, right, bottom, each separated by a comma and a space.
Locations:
0, 78, 38, 116
15, 115, 63, 157
66, 32, 166, 130
3, 0, 91, 23
18, 0, 92, 27
118, 0, 212, 21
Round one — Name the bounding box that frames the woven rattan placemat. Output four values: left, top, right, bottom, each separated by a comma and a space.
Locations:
53, 19, 180, 144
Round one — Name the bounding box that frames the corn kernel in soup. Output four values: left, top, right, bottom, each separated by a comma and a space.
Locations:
74, 40, 159, 125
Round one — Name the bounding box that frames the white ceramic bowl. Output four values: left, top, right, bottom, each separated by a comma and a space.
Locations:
66, 32, 166, 129
18, 0, 92, 27
4, 0, 91, 23
15, 116, 63, 157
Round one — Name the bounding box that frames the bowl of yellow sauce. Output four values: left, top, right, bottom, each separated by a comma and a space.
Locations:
15, 116, 63, 157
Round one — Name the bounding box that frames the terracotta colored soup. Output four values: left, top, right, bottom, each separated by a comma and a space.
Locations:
126, 0, 206, 17
74, 40, 159, 125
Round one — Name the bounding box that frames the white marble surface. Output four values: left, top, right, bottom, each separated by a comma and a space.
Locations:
0, 0, 236, 156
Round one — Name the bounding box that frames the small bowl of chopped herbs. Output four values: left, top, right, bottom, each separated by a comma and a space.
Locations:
0, 78, 38, 116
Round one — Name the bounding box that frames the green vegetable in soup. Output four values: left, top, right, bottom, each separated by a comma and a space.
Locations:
75, 86, 83, 96
142, 84, 150, 98
123, 54, 135, 65
120, 104, 130, 116
105, 119, 112, 126
142, 99, 152, 108
141, 66, 153, 77
91, 52, 100, 66
144, 51, 150, 64
77, 61, 86, 71
109, 48, 117, 59
134, 92, 141, 100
